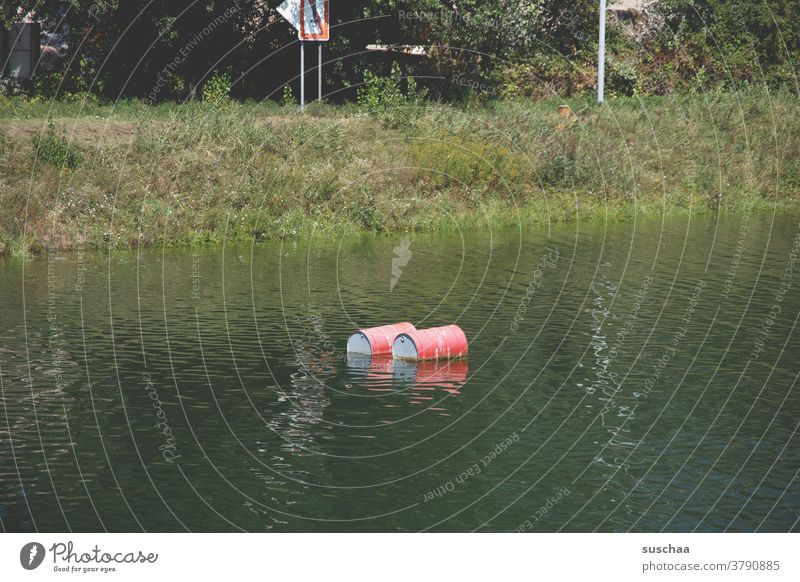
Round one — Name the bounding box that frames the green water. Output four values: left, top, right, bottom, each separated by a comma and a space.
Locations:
1, 214, 798, 532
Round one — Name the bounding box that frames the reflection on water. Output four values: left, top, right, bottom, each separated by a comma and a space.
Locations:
346, 355, 468, 412
1, 214, 799, 532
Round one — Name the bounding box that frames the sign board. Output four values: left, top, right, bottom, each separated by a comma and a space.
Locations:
277, 0, 329, 41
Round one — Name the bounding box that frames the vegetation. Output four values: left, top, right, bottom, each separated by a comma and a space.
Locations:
1, 90, 798, 255
2, 2, 799, 103
2, 2, 799, 255
412, 0, 800, 98
31, 122, 83, 169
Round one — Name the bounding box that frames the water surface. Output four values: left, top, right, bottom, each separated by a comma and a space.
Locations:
1, 214, 799, 532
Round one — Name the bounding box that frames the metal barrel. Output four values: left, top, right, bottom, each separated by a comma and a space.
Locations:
392, 325, 468, 361
346, 322, 416, 355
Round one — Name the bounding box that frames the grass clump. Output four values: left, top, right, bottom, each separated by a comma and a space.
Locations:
31, 122, 83, 169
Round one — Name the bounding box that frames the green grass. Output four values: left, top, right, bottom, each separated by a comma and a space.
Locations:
1, 91, 798, 255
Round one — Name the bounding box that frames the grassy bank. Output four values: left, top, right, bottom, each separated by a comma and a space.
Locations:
1, 91, 799, 256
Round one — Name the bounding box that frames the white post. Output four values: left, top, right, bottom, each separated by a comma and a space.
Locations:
318, 43, 322, 102
598, 0, 606, 103
300, 40, 305, 113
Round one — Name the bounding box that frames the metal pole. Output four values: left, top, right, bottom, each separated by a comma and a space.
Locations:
300, 40, 305, 113
598, 0, 606, 103
318, 43, 322, 102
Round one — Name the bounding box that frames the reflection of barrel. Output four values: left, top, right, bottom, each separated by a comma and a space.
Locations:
347, 322, 416, 355
393, 325, 468, 360
345, 354, 395, 389
394, 358, 469, 385
346, 354, 394, 374
345, 355, 468, 400
415, 359, 468, 385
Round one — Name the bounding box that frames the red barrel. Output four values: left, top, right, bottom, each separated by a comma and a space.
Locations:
347, 322, 416, 355
392, 325, 468, 360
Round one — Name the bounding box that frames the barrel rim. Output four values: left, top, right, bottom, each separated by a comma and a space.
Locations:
392, 332, 419, 360
346, 330, 373, 354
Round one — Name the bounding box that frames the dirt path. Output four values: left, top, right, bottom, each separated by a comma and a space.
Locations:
0, 114, 354, 147
0, 119, 139, 146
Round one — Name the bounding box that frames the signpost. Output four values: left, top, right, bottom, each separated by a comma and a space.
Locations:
277, 0, 330, 112
598, 0, 606, 103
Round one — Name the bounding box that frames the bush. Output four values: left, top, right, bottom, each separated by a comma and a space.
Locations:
203, 71, 232, 104
357, 63, 427, 126
31, 122, 83, 169
0, 77, 29, 97
358, 64, 406, 111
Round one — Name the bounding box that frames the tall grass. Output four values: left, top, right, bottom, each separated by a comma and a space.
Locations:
0, 91, 797, 255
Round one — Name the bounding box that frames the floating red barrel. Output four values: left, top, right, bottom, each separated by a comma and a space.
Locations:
347, 322, 416, 355
392, 325, 468, 360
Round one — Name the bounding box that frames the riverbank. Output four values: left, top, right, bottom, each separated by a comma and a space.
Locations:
1, 91, 799, 256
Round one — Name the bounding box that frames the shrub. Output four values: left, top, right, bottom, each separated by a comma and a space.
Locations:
203, 71, 232, 104
357, 63, 428, 127
357, 64, 406, 111
0, 77, 28, 97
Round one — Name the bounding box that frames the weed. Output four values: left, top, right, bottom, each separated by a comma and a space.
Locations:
31, 122, 83, 169
349, 188, 384, 231
281, 84, 294, 107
